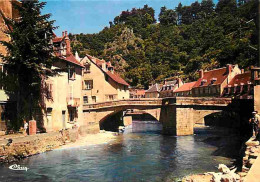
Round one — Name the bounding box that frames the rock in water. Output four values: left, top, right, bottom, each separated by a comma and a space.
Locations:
218, 164, 231, 174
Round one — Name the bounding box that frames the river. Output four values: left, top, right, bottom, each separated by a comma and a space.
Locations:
0, 121, 242, 182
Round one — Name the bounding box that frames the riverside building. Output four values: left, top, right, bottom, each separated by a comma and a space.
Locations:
80, 54, 130, 104
41, 31, 84, 132
192, 64, 241, 97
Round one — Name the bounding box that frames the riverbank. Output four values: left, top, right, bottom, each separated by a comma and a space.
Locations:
182, 135, 260, 182
0, 128, 117, 163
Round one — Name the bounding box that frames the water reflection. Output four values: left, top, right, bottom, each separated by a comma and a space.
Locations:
0, 121, 240, 182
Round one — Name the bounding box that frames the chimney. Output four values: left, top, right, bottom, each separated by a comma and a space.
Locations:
226, 64, 232, 74
241, 69, 244, 74
199, 69, 204, 78
62, 31, 65, 37
178, 78, 182, 87
75, 51, 80, 61
64, 31, 71, 55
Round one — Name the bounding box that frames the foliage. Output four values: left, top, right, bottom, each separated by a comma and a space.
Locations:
71, 1, 258, 89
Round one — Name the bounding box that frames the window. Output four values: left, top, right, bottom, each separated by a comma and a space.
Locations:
68, 108, 77, 122
92, 96, 96, 103
47, 83, 53, 99
68, 66, 75, 80
84, 80, 93, 90
83, 96, 88, 104
85, 63, 90, 73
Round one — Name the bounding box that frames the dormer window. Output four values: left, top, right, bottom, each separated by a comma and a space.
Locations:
211, 78, 217, 84
200, 79, 207, 86
108, 66, 114, 72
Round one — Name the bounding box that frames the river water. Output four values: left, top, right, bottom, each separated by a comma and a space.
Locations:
0, 121, 242, 182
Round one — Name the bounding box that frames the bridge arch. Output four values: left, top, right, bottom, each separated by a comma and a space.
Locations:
98, 108, 161, 132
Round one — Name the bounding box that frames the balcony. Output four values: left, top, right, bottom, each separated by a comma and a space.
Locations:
67, 97, 80, 107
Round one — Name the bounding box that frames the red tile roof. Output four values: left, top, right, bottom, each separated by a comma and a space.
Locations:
53, 37, 64, 43
52, 33, 83, 68
62, 54, 84, 67
86, 54, 129, 86
193, 67, 228, 88
106, 71, 129, 86
226, 72, 251, 87
174, 81, 196, 92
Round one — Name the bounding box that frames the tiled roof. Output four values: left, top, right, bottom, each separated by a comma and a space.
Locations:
53, 37, 64, 43
106, 71, 129, 86
130, 89, 145, 96
226, 72, 251, 87
193, 67, 228, 88
85, 54, 129, 86
62, 54, 84, 67
174, 81, 196, 92
164, 80, 177, 85
146, 83, 161, 93
52, 33, 83, 68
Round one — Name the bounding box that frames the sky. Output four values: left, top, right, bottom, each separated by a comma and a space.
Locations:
41, 0, 218, 36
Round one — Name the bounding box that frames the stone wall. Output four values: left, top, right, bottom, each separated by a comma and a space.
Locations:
0, 128, 79, 163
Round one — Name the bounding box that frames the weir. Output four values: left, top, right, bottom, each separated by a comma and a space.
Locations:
81, 97, 245, 136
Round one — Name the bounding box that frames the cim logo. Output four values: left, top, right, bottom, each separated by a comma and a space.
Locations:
9, 164, 29, 171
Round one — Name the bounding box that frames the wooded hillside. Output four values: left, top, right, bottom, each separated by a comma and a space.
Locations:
70, 0, 258, 89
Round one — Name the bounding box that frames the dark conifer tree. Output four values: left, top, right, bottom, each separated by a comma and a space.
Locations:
0, 0, 60, 129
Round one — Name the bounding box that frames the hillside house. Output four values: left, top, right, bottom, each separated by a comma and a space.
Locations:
192, 65, 241, 97
80, 54, 129, 104
222, 70, 253, 99
145, 83, 162, 98
159, 79, 183, 98
173, 81, 196, 97
41, 31, 84, 132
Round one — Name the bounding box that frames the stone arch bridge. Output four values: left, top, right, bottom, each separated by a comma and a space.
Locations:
81, 97, 242, 136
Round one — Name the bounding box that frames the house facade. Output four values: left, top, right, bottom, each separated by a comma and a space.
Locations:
41, 31, 84, 132
159, 79, 183, 98
192, 64, 241, 97
145, 83, 162, 98
173, 81, 196, 97
130, 88, 145, 98
222, 70, 253, 99
80, 54, 129, 104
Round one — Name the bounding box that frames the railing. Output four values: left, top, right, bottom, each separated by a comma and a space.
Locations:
67, 97, 80, 107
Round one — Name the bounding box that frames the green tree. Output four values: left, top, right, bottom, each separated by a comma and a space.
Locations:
0, 0, 59, 129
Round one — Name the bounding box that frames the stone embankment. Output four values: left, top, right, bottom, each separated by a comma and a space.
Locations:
0, 128, 79, 163
239, 137, 260, 182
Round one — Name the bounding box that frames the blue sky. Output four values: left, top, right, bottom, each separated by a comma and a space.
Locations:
41, 0, 218, 36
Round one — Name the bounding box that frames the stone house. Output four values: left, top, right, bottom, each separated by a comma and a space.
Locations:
159, 79, 183, 98
0, 0, 20, 131
173, 81, 196, 97
80, 54, 129, 104
145, 83, 162, 98
192, 64, 241, 97
130, 88, 145, 98
222, 70, 253, 99
41, 31, 84, 132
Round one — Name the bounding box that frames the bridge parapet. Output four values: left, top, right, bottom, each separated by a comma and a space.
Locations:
174, 97, 232, 106
83, 98, 163, 111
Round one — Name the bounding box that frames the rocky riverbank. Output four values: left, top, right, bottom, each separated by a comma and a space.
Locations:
182, 136, 260, 182
0, 128, 117, 163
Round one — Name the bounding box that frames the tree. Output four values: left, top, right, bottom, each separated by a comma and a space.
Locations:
0, 0, 59, 129
159, 7, 177, 26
